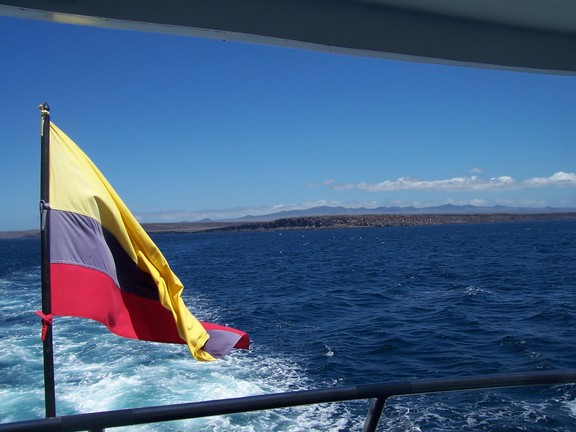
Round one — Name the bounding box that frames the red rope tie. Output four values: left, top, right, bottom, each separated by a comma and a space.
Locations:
35, 310, 53, 341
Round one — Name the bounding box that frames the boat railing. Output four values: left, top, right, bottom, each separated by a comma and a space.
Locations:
1, 370, 575, 432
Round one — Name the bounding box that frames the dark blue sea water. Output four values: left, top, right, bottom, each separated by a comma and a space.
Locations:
1, 221, 575, 431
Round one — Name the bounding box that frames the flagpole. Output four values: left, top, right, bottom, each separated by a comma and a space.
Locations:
39, 103, 56, 418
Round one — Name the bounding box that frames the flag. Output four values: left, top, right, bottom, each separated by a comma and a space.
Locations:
47, 123, 249, 361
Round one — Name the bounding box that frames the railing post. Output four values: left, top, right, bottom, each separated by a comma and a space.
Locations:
362, 397, 387, 432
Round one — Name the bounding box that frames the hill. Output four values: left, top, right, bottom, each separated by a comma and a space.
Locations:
2, 207, 576, 238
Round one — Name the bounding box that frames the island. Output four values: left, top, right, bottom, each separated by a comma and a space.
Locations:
2, 212, 576, 239
142, 212, 576, 234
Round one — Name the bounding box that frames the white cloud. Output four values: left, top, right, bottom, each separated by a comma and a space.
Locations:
133, 172, 576, 224
307, 179, 336, 188
331, 172, 576, 192
522, 171, 576, 187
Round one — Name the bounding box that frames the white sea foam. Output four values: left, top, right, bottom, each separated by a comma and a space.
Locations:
0, 388, 45, 423
31, 316, 359, 431
0, 272, 349, 430
324, 345, 334, 357
566, 397, 576, 417
464, 285, 490, 296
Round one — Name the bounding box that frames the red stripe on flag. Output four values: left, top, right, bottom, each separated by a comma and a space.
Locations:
51, 263, 183, 343
51, 263, 250, 352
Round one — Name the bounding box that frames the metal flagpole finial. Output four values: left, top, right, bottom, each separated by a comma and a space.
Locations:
38, 103, 50, 115
39, 103, 50, 137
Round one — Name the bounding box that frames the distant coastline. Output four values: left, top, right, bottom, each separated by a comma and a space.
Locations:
183, 212, 576, 233
2, 212, 576, 239
0, 230, 39, 239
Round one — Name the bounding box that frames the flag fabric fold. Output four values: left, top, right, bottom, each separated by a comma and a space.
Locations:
47, 123, 249, 361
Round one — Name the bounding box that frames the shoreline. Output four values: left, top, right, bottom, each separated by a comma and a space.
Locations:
3, 212, 576, 239
198, 212, 576, 233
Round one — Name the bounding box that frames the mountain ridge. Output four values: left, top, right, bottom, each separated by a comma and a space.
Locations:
2, 205, 575, 238
230, 204, 576, 222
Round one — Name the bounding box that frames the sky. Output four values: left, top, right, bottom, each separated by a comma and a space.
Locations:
1, 15, 575, 231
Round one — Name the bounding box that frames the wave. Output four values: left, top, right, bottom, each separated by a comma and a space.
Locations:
0, 268, 360, 430
2, 223, 576, 430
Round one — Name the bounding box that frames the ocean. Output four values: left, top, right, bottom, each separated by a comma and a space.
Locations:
1, 220, 575, 431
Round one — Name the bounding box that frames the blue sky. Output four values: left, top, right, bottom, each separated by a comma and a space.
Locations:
1, 15, 575, 231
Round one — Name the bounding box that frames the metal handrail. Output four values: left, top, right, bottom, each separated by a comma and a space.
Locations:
1, 370, 575, 432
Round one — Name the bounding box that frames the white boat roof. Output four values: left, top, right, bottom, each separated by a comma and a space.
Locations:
1, 0, 575, 74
